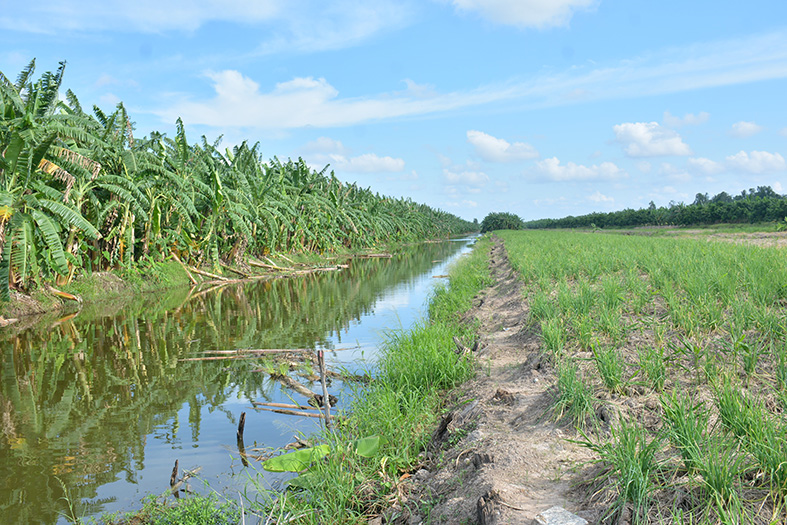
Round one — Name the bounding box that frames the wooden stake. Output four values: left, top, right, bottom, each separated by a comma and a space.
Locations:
237, 412, 246, 441
170, 459, 179, 487
318, 350, 332, 430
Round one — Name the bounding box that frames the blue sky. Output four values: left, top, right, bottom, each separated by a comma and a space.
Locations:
3, 0, 787, 221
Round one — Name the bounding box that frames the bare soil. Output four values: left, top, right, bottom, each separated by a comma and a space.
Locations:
392, 239, 599, 524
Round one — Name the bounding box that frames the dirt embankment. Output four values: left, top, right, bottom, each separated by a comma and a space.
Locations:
395, 239, 598, 524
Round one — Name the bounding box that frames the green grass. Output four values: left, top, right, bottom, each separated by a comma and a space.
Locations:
591, 342, 626, 394
553, 359, 596, 427
495, 229, 787, 523
233, 235, 494, 523
577, 420, 661, 524
637, 345, 666, 393
91, 495, 240, 525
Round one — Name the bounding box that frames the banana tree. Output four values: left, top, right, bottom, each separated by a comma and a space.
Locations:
0, 61, 100, 298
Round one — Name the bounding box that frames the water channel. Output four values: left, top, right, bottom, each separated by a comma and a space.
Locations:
0, 238, 475, 524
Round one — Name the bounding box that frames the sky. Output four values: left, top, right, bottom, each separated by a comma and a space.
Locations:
2, 0, 787, 222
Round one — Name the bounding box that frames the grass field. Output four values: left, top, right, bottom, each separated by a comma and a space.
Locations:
498, 229, 787, 524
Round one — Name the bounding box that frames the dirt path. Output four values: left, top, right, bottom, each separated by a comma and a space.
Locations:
400, 239, 596, 524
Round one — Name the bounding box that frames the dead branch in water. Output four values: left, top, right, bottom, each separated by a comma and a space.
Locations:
251, 406, 325, 419
189, 266, 229, 281
252, 401, 325, 411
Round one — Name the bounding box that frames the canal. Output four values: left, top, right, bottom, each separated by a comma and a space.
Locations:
0, 238, 474, 524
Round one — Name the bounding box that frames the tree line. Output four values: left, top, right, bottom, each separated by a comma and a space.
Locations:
524, 186, 787, 230
0, 61, 474, 300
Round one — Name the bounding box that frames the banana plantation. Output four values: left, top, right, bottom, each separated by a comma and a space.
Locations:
0, 60, 473, 301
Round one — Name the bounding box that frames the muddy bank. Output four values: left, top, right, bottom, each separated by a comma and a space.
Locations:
391, 238, 598, 524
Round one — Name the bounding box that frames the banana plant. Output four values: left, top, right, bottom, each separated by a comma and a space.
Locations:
0, 60, 100, 297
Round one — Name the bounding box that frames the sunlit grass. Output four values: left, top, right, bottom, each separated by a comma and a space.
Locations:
497, 229, 787, 522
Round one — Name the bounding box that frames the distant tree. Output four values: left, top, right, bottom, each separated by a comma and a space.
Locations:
480, 212, 524, 233
693, 193, 710, 206
711, 191, 732, 204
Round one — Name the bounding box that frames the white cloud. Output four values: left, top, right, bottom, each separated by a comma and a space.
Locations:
5, 0, 281, 33
774, 182, 784, 193
334, 153, 405, 173
613, 122, 692, 157
99, 93, 122, 106
466, 130, 538, 162
444, 199, 478, 208
2, 1, 412, 55
442, 168, 489, 186
730, 121, 764, 138
302, 137, 346, 154
688, 157, 724, 175
535, 157, 626, 181
301, 137, 404, 173
154, 30, 787, 131
725, 150, 786, 173
588, 191, 613, 203
637, 161, 652, 173
156, 70, 508, 129
780, 128, 787, 137
659, 163, 691, 183
663, 111, 709, 127
445, 0, 597, 28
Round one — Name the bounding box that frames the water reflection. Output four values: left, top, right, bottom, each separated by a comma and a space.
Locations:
0, 239, 470, 524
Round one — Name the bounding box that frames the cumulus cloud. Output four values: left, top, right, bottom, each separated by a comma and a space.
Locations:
156, 70, 511, 129
730, 121, 764, 138
725, 150, 786, 173
445, 0, 597, 28
535, 157, 626, 181
688, 157, 724, 175
663, 111, 709, 127
336, 153, 405, 173
301, 137, 404, 173
613, 122, 692, 157
588, 191, 613, 203
466, 130, 538, 162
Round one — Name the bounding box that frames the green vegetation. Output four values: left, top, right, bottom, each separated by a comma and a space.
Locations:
498, 229, 787, 523
480, 211, 524, 233
526, 186, 787, 229
238, 236, 491, 522
0, 60, 473, 301
93, 495, 240, 525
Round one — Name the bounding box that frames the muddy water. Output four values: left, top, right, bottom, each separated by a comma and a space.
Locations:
0, 239, 474, 524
